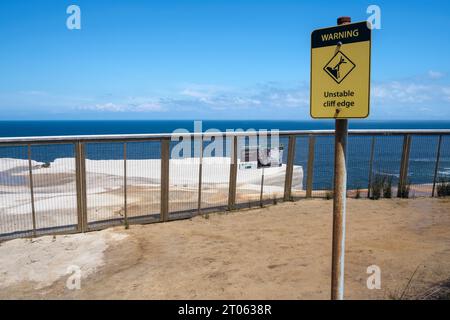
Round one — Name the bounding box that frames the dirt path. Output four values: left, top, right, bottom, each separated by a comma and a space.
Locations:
1, 198, 449, 300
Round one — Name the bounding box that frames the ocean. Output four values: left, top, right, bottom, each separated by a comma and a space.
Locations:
0, 120, 449, 191
1, 120, 450, 137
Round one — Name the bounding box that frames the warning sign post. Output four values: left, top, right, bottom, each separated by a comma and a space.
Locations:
310, 21, 371, 119
309, 16, 372, 301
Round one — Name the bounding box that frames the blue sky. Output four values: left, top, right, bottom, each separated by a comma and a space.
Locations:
1, 0, 450, 120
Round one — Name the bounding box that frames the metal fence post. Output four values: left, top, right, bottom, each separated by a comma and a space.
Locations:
432, 135, 443, 197
367, 136, 376, 198
160, 138, 170, 222
197, 135, 203, 215
306, 136, 316, 198
284, 135, 296, 201
228, 135, 238, 210
123, 142, 128, 228
259, 168, 265, 207
27, 144, 37, 237
75, 141, 88, 232
397, 135, 412, 198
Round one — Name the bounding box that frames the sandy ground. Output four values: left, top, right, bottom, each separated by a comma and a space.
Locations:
0, 197, 449, 300
0, 230, 127, 290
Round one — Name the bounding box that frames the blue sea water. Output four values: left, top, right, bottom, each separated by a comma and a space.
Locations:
0, 120, 449, 191
1, 120, 450, 137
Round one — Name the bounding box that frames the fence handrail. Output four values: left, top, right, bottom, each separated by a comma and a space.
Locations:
0, 129, 450, 145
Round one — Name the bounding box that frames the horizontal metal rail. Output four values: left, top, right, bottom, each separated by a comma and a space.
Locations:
1, 129, 450, 146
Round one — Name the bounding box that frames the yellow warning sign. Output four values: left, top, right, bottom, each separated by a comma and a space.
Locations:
310, 22, 371, 119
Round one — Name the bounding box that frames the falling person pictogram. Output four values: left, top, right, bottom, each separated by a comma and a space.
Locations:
327, 56, 347, 80
323, 51, 356, 84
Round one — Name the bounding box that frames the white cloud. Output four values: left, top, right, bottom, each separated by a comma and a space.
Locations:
442, 87, 450, 102
3, 70, 450, 120
428, 70, 445, 80
82, 101, 166, 113
180, 89, 211, 100
176, 82, 309, 110
372, 81, 432, 103
370, 79, 450, 119
180, 84, 231, 103
19, 90, 48, 96
132, 102, 165, 112
91, 103, 125, 112
253, 83, 309, 108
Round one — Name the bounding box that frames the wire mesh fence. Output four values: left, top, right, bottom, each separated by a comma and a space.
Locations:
169, 138, 200, 217
0, 130, 449, 241
261, 135, 288, 202
346, 136, 373, 198
235, 134, 290, 207
84, 142, 125, 229
124, 141, 161, 224
199, 136, 231, 212
236, 135, 262, 207
408, 135, 440, 197
292, 136, 309, 199
0, 145, 33, 240
436, 135, 450, 196
370, 135, 404, 199
30, 144, 78, 233
311, 135, 334, 197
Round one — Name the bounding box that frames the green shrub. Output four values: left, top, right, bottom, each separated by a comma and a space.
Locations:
383, 176, 393, 198
437, 178, 450, 197
370, 174, 395, 200
370, 175, 384, 200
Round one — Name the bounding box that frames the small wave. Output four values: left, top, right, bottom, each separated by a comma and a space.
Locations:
372, 171, 400, 178
411, 157, 450, 162
411, 158, 435, 162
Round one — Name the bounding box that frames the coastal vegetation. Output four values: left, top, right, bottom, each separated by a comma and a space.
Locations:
437, 178, 450, 197
370, 174, 394, 200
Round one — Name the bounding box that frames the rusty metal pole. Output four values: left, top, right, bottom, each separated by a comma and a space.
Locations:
123, 142, 128, 228
367, 136, 375, 198
397, 135, 411, 198
306, 135, 316, 198
260, 167, 265, 207
283, 135, 296, 201
197, 134, 204, 215
432, 135, 443, 197
160, 139, 170, 222
75, 141, 88, 232
228, 135, 238, 211
27, 144, 37, 237
331, 16, 351, 300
